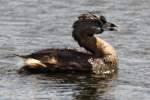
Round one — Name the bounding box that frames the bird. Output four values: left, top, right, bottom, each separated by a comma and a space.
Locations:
16, 13, 118, 76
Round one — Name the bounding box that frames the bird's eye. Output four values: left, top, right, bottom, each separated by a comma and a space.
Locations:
97, 21, 103, 26
100, 15, 107, 23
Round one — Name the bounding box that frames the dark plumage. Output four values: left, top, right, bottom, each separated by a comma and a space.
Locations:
17, 13, 118, 76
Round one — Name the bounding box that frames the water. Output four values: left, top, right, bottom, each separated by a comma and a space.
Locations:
0, 0, 150, 100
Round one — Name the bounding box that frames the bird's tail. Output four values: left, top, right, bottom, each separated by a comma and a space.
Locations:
12, 54, 47, 67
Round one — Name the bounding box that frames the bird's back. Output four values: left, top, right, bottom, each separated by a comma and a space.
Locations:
21, 49, 94, 73
19, 48, 117, 75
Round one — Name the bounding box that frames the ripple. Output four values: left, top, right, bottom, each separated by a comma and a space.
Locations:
0, 0, 150, 100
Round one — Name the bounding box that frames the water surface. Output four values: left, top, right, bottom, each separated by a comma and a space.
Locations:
0, 0, 150, 100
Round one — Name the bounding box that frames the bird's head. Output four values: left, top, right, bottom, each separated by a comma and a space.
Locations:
72, 13, 118, 37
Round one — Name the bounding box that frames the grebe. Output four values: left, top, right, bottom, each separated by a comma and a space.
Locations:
17, 13, 118, 75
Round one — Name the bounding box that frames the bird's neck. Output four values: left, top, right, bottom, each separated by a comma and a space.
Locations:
74, 34, 117, 57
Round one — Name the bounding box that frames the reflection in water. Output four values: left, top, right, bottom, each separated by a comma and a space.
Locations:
74, 75, 117, 100
23, 72, 117, 100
